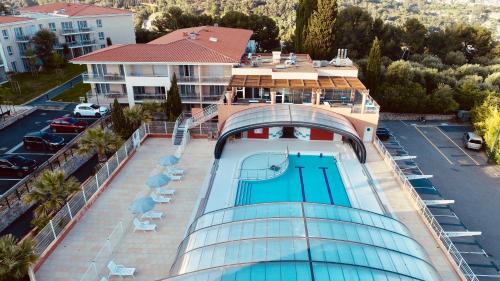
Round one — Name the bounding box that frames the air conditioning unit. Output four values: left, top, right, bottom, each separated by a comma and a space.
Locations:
312, 60, 322, 68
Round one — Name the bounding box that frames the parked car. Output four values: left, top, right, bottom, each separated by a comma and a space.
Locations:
74, 103, 109, 117
463, 132, 483, 150
376, 127, 391, 141
0, 155, 38, 177
23, 131, 65, 151
50, 117, 88, 133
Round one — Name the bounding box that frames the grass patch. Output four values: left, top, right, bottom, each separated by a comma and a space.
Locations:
0, 64, 86, 104
52, 82, 90, 103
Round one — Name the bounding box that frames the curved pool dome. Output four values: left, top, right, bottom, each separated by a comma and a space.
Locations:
163, 202, 441, 281
214, 105, 367, 163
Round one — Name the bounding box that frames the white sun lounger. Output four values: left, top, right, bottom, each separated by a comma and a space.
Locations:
157, 187, 175, 196
107, 260, 136, 278
133, 218, 157, 232
141, 210, 165, 220
151, 193, 171, 203
167, 167, 184, 175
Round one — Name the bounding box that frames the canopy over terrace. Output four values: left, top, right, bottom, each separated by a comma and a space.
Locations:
229, 75, 366, 90
214, 104, 367, 163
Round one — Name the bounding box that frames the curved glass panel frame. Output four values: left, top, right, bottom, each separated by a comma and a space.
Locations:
215, 105, 367, 163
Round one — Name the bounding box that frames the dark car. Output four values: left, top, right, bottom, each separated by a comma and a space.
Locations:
376, 127, 391, 141
23, 131, 65, 151
0, 155, 38, 177
50, 117, 88, 133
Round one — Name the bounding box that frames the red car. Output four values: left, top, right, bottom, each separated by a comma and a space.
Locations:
50, 117, 88, 133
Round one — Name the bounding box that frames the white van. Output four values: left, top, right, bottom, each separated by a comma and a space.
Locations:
463, 132, 483, 150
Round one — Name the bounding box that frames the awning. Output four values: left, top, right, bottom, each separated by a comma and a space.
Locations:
229, 75, 366, 90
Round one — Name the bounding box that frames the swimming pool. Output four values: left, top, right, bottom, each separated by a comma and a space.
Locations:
235, 154, 350, 207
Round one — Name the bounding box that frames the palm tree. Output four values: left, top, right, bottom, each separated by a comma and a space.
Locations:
124, 105, 152, 129
0, 235, 37, 281
77, 127, 122, 163
24, 170, 80, 227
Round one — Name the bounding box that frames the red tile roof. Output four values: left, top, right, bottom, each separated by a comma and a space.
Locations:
71, 26, 253, 64
0, 16, 34, 24
19, 3, 131, 17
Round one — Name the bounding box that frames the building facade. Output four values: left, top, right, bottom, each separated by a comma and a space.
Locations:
71, 26, 254, 108
0, 2, 134, 83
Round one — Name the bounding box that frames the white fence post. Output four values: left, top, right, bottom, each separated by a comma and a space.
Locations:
81, 187, 87, 203
164, 121, 167, 134
106, 161, 110, 177
95, 174, 99, 188
49, 220, 57, 239
67, 203, 73, 220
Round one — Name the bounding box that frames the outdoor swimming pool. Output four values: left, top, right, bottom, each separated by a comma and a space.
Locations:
235, 154, 350, 207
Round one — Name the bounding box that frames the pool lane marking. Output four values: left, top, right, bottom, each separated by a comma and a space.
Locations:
296, 166, 306, 202
413, 125, 454, 165
319, 167, 334, 204
435, 126, 480, 166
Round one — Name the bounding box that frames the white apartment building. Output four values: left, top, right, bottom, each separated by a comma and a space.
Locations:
0, 2, 135, 84
71, 26, 254, 108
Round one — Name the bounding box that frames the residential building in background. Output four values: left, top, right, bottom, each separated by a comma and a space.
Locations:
0, 2, 134, 83
72, 26, 254, 108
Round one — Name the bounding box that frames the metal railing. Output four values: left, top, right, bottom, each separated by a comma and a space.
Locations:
15, 35, 31, 42
133, 93, 166, 101
239, 148, 289, 181
61, 27, 92, 35
82, 73, 125, 83
32, 123, 153, 256
373, 136, 478, 281
128, 72, 169, 77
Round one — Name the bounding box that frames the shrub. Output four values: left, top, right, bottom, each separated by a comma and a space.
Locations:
444, 51, 466, 66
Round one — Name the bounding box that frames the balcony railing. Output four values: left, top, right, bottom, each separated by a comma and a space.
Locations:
180, 94, 200, 102
177, 76, 231, 84
15, 35, 31, 42
128, 72, 169, 77
19, 50, 36, 58
61, 27, 92, 35
82, 73, 125, 83
177, 76, 199, 83
134, 93, 166, 101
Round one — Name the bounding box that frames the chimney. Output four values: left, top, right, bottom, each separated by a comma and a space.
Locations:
272, 51, 281, 64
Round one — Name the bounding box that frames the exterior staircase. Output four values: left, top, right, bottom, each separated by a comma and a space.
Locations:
172, 103, 219, 146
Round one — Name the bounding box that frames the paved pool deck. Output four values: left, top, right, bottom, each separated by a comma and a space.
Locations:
35, 138, 216, 281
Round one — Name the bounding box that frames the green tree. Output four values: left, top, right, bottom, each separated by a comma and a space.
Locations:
124, 105, 151, 129
333, 6, 374, 59
25, 48, 37, 75
472, 94, 500, 163
366, 37, 381, 97
295, 0, 317, 52
303, 0, 338, 60
427, 84, 459, 114
31, 29, 57, 68
444, 51, 466, 66
77, 127, 122, 163
110, 99, 131, 138
454, 78, 488, 110
0, 235, 37, 281
24, 170, 80, 228
402, 18, 427, 54
166, 74, 182, 121
372, 18, 403, 60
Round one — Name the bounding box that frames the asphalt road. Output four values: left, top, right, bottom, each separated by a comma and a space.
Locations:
381, 120, 500, 278
0, 108, 98, 194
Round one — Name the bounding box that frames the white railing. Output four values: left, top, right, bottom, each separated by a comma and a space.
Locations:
239, 148, 289, 181
373, 137, 478, 281
79, 221, 125, 281
174, 119, 191, 159
189, 103, 219, 129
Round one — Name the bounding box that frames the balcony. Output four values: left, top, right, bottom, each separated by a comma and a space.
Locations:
128, 72, 169, 78
180, 94, 200, 103
15, 35, 31, 42
82, 73, 125, 83
177, 76, 231, 84
134, 93, 166, 101
61, 27, 92, 35
19, 50, 36, 58
177, 76, 199, 83
87, 91, 128, 106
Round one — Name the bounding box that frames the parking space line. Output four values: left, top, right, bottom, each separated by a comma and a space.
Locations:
0, 178, 22, 181
435, 126, 480, 166
414, 125, 454, 165
5, 142, 24, 154
8, 152, 54, 156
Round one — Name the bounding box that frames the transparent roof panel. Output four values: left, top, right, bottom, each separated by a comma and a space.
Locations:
169, 203, 440, 281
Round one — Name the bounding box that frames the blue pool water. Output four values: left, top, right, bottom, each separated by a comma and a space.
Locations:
235, 155, 350, 207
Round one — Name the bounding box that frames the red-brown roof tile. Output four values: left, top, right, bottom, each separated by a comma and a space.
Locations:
0, 16, 34, 24
71, 26, 253, 64
19, 3, 131, 17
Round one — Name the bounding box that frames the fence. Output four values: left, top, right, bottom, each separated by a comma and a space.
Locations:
373, 136, 478, 281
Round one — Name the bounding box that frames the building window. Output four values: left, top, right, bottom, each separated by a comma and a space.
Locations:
179, 65, 194, 77
48, 22, 56, 32
100, 44, 106, 49
180, 85, 196, 96
77, 20, 88, 31
1, 30, 8, 40
7, 46, 13, 56
11, 62, 17, 72
61, 22, 73, 32
96, 19, 102, 28
98, 32, 105, 40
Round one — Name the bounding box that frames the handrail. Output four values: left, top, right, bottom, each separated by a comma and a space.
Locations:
373, 136, 478, 281
238, 148, 289, 181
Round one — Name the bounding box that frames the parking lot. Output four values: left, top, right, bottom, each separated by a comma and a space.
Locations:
380, 120, 500, 279
0, 108, 98, 194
